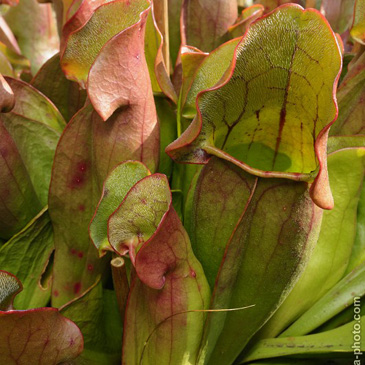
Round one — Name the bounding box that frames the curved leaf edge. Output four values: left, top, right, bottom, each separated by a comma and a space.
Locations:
166, 4, 343, 210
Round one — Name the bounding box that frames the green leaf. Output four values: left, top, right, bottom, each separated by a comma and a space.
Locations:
0, 117, 42, 240
144, 4, 177, 102
0, 208, 54, 309
61, 280, 123, 365
2, 77, 64, 205
0, 270, 22, 310
31, 53, 87, 122
351, 0, 365, 44
330, 49, 365, 136
167, 5, 342, 210
60, 0, 149, 86
281, 261, 365, 336
49, 101, 159, 306
181, 0, 237, 52
90, 161, 150, 257
155, 97, 177, 178
258, 147, 365, 339
182, 38, 240, 119
107, 174, 210, 364
4, 0, 59, 74
168, 0, 183, 67
346, 182, 365, 273
241, 317, 365, 363
191, 157, 322, 365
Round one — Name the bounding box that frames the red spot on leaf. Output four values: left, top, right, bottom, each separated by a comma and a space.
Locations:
53, 290, 59, 297
190, 270, 196, 278
78, 204, 85, 211
77, 252, 83, 258
70, 248, 77, 255
87, 264, 94, 271
73, 282, 81, 294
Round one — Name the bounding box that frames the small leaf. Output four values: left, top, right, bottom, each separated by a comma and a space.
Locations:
228, 4, 264, 39
90, 161, 151, 257
241, 317, 365, 363
0, 73, 14, 112
167, 5, 342, 210
0, 118, 42, 240
182, 38, 240, 118
107, 174, 210, 364
60, 0, 150, 86
144, 3, 177, 102
0, 208, 54, 309
60, 280, 123, 364
351, 0, 365, 44
181, 0, 238, 52
31, 53, 87, 122
87, 6, 157, 121
281, 261, 365, 336
4, 0, 59, 74
330, 48, 365, 136
0, 270, 22, 310
2, 77, 65, 205
320, 0, 355, 34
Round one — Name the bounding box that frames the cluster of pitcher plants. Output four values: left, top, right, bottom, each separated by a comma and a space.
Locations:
0, 0, 364, 363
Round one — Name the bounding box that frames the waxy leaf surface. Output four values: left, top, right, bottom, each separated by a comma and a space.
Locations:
32, 53, 86, 122
60, 0, 149, 86
108, 174, 210, 364
90, 161, 150, 256
330, 49, 365, 136
4, 0, 59, 74
61, 280, 123, 364
0, 208, 54, 309
181, 0, 237, 52
258, 147, 365, 338
190, 157, 321, 365
167, 5, 342, 209
49, 102, 159, 306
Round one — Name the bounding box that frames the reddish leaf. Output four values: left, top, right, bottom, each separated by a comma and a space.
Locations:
0, 271, 83, 364
49, 102, 159, 306
0, 74, 15, 112
181, 0, 238, 52
4, 0, 59, 75
107, 174, 210, 364
88, 7, 158, 120
31, 53, 86, 122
